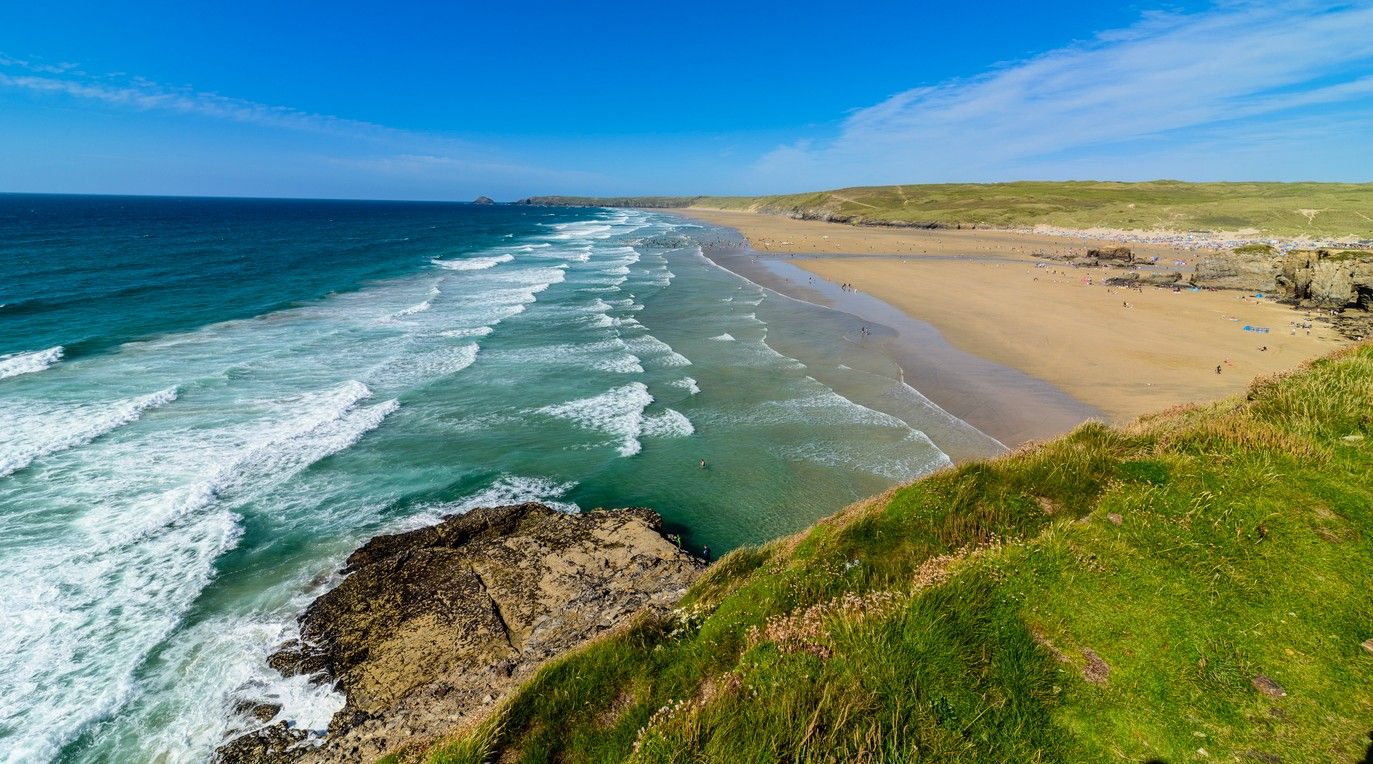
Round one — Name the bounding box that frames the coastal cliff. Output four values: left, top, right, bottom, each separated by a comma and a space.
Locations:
408, 343, 1373, 763
216, 503, 701, 763
1192, 247, 1373, 338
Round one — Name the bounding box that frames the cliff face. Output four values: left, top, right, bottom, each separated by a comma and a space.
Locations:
1277, 250, 1373, 310
1193, 248, 1373, 305
216, 503, 701, 764
1190, 248, 1373, 338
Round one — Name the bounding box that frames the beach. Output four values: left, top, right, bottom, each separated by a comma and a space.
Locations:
678, 208, 1348, 425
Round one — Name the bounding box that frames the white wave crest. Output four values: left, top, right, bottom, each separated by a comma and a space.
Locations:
370, 343, 480, 389
670, 377, 701, 395
539, 382, 653, 457
396, 475, 581, 532
439, 326, 494, 338
388, 299, 432, 319
432, 253, 513, 271
709, 333, 736, 342
0, 387, 179, 478
642, 409, 694, 439
0, 346, 64, 380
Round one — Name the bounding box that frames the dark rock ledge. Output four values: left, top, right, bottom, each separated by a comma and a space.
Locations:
216, 503, 702, 764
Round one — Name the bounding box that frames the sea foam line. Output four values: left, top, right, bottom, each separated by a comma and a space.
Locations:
432, 253, 513, 271
0, 387, 179, 478
0, 346, 64, 380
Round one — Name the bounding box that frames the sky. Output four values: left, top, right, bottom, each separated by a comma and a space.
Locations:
1, 0, 1371, 200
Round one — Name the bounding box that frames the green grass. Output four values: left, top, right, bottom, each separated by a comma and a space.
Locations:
408, 344, 1373, 763
525, 181, 1373, 239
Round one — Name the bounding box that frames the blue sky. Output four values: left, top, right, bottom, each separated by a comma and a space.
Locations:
1, 0, 1371, 199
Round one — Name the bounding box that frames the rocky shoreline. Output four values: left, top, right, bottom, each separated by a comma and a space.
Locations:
216, 503, 702, 763
1037, 244, 1373, 340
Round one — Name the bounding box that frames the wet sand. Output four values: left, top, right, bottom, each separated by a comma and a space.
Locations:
673, 208, 1348, 429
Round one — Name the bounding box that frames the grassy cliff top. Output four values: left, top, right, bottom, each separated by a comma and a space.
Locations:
407, 342, 1373, 763
522, 181, 1373, 239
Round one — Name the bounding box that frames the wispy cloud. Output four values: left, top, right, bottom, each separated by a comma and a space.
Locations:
0, 55, 597, 197
752, 2, 1373, 187
0, 56, 396, 138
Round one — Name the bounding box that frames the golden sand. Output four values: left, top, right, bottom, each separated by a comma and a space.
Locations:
682, 208, 1346, 423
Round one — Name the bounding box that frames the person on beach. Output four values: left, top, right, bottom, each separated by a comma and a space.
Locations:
1216, 365, 1222, 374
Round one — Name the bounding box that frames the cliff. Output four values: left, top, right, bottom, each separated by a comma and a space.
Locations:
220, 343, 1373, 764
1192, 247, 1373, 338
216, 503, 701, 763
412, 344, 1373, 763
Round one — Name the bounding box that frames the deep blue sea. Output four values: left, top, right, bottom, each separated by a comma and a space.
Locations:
0, 194, 982, 762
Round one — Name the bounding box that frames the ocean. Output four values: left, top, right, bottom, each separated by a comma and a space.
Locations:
0, 194, 989, 762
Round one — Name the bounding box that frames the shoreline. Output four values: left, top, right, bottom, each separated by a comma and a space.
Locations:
670, 208, 1350, 428
669, 214, 1104, 449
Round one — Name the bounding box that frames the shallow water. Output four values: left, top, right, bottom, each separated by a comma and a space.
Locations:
0, 195, 993, 762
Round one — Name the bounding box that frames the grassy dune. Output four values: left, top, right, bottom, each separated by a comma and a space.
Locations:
524, 181, 1373, 238
408, 343, 1373, 763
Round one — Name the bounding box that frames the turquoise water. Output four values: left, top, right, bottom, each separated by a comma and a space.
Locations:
0, 195, 981, 762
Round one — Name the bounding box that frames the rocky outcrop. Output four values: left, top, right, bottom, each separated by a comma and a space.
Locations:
216, 503, 701, 764
471, 196, 496, 205
1192, 248, 1373, 306
1277, 249, 1373, 310
1191, 250, 1282, 292
1085, 246, 1133, 263
1104, 271, 1184, 288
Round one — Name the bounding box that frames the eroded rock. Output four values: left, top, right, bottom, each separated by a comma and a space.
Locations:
216, 503, 701, 763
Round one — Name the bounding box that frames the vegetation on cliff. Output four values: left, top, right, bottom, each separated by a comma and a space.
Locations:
408, 343, 1373, 763
520, 181, 1373, 239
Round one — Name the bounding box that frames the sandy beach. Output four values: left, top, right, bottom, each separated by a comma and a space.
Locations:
679, 208, 1348, 426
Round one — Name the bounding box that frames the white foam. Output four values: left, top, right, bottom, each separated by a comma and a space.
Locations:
670, 377, 701, 395
774, 433, 951, 482
0, 387, 179, 478
624, 335, 692, 367
642, 409, 694, 439
80, 381, 398, 551
401, 475, 581, 531
0, 346, 63, 380
538, 382, 653, 457
432, 253, 513, 271
0, 382, 397, 762
388, 299, 432, 319
370, 343, 480, 389
592, 354, 646, 374
709, 333, 736, 342
439, 326, 495, 338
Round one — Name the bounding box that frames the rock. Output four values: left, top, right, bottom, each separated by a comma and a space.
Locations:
215, 721, 308, 764
1192, 251, 1281, 292
217, 503, 701, 763
1361, 638, 1373, 654
1277, 249, 1373, 310
1104, 272, 1183, 287
1252, 673, 1287, 698
1085, 246, 1133, 262
1107, 513, 1123, 526
471, 196, 496, 205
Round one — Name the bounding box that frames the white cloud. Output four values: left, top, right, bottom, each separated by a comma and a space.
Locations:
0, 62, 394, 138
751, 2, 1373, 188
0, 56, 590, 197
